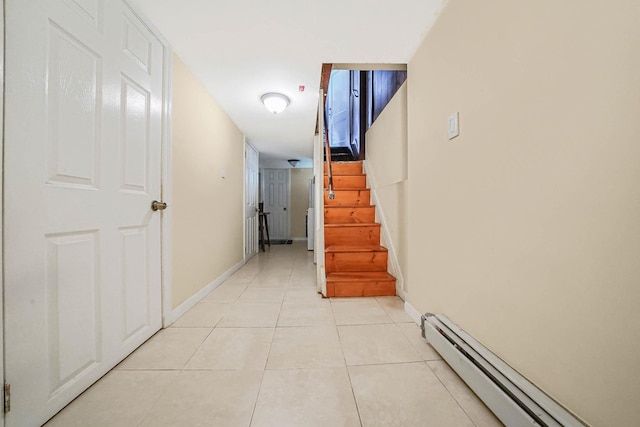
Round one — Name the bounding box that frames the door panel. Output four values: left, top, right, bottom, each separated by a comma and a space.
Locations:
46, 23, 101, 188
123, 14, 152, 73
4, 1, 165, 425
121, 77, 151, 192
64, 0, 102, 30
45, 231, 100, 395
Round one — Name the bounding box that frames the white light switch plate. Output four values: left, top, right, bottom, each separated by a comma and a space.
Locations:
448, 112, 460, 140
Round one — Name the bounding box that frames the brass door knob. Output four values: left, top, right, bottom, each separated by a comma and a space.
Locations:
151, 201, 168, 211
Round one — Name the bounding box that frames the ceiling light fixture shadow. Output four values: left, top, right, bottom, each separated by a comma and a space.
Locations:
261, 92, 290, 114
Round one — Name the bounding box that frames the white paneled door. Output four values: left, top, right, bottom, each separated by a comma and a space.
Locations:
262, 169, 290, 241
4, 1, 166, 425
245, 142, 259, 259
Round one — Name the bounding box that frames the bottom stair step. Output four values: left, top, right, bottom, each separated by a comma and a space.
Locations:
326, 272, 396, 297
325, 245, 388, 273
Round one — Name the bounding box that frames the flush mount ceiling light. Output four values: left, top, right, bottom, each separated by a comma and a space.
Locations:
261, 92, 290, 114
288, 159, 299, 167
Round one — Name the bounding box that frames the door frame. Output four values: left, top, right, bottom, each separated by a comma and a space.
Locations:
159, 39, 173, 328
0, 0, 5, 424
124, 1, 174, 328
243, 138, 259, 262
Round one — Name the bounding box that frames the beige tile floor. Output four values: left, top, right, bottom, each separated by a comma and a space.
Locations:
46, 242, 503, 427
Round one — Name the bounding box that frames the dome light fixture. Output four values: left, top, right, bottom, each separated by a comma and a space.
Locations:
288, 159, 299, 167
261, 92, 290, 114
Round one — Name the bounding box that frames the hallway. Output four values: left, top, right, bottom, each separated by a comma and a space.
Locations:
46, 242, 501, 427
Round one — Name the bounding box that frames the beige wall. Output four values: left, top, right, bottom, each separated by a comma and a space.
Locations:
172, 54, 244, 309
406, 1, 640, 426
290, 168, 313, 239
365, 83, 408, 286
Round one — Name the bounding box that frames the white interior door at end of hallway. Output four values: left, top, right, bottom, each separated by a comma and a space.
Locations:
262, 168, 290, 241
245, 141, 259, 259
4, 1, 166, 425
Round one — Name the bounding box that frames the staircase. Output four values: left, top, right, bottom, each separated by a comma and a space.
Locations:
324, 161, 396, 297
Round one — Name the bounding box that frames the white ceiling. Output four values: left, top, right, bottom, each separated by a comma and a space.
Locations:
129, 0, 446, 165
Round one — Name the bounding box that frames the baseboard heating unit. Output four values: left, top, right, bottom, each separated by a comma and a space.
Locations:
421, 314, 587, 427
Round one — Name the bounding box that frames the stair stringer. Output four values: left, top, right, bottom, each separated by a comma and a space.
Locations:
363, 160, 406, 300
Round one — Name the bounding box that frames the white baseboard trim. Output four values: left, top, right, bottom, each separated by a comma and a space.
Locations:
165, 259, 244, 326
404, 300, 422, 325
422, 314, 587, 426
291, 237, 307, 241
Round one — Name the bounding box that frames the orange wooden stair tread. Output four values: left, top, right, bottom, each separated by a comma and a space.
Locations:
325, 245, 387, 253
323, 175, 366, 188
324, 161, 362, 175
324, 189, 371, 206
324, 223, 379, 228
324, 188, 369, 192
326, 272, 396, 282
324, 204, 375, 209
326, 272, 396, 297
